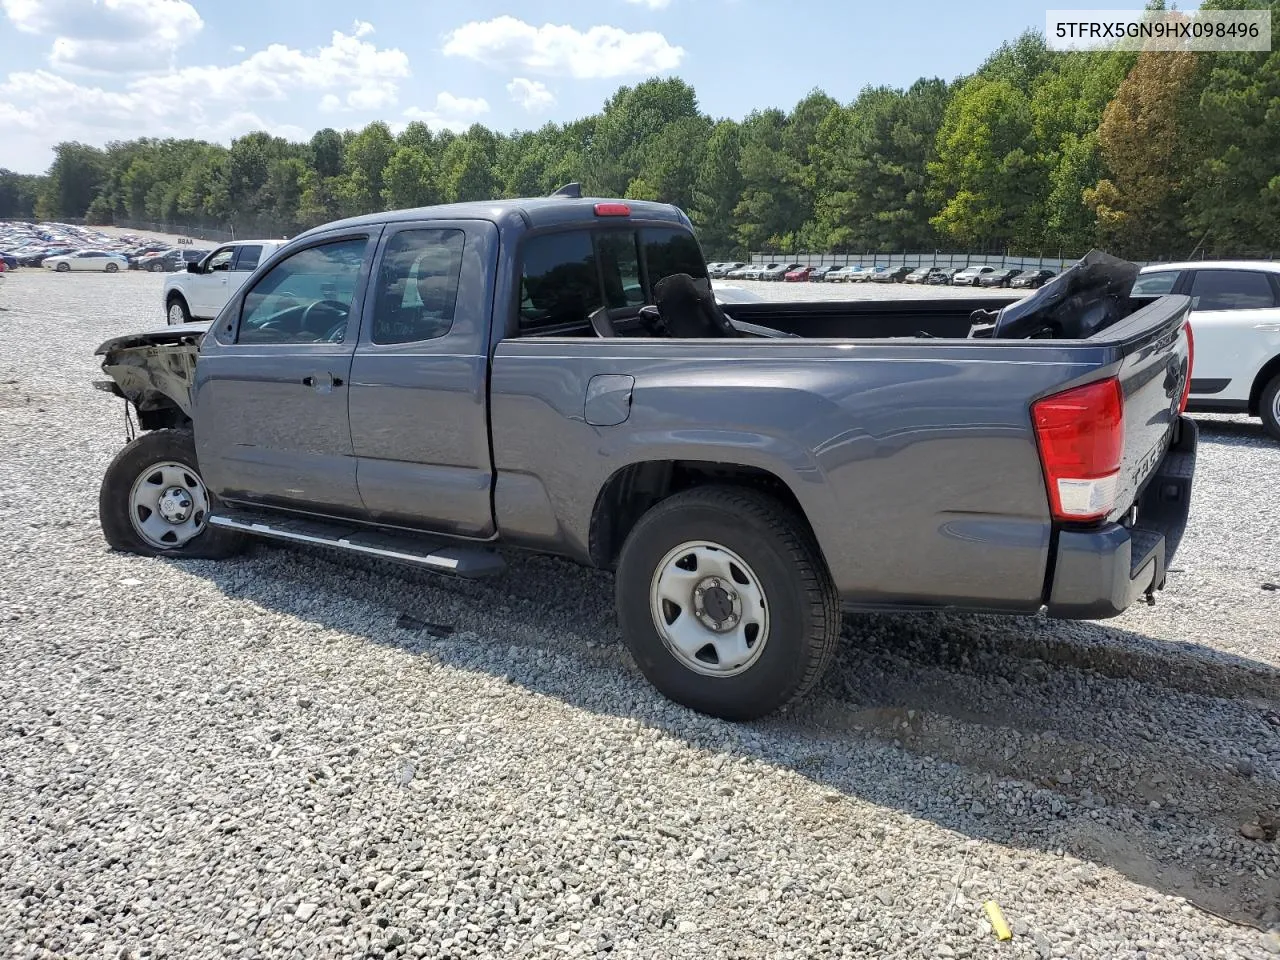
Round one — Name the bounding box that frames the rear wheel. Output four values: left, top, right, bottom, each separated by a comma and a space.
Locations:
149, 262, 165, 273
100, 429, 246, 559
105, 262, 119, 273
615, 486, 840, 721
1260, 373, 1280, 442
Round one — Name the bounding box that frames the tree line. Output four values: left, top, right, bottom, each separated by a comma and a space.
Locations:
1, 10, 1277, 261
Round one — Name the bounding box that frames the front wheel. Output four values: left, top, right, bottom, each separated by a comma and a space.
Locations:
56, 262, 69, 272
105, 262, 119, 273
99, 429, 246, 559
150, 262, 165, 273
167, 295, 191, 325
615, 486, 841, 721
1260, 373, 1280, 442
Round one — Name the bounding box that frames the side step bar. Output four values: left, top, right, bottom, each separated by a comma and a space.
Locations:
209, 511, 506, 578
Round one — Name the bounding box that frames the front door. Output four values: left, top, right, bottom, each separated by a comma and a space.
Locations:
189, 245, 236, 317
347, 220, 499, 537
192, 231, 378, 517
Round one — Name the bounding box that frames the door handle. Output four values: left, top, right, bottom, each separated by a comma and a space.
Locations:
302, 373, 344, 389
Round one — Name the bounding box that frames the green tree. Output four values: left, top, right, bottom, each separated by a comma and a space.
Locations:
383, 146, 439, 209
38, 142, 107, 218
342, 121, 396, 212
1085, 47, 1204, 257
929, 78, 1043, 249
310, 128, 344, 179
691, 120, 743, 255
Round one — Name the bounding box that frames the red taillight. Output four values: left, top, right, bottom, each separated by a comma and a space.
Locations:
1179, 321, 1194, 414
1032, 377, 1125, 522
594, 202, 631, 217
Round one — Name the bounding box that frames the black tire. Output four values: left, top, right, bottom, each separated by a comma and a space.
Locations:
615, 485, 841, 721
56, 262, 69, 272
166, 294, 191, 325
1260, 373, 1280, 442
105, 262, 119, 273
99, 428, 246, 559
149, 262, 165, 273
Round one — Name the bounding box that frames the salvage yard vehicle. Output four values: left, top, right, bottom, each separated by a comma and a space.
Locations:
1131, 260, 1280, 440
44, 250, 129, 273
163, 239, 286, 324
92, 192, 1198, 722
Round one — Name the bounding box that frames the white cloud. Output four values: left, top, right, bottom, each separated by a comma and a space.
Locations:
626, 0, 673, 8
353, 20, 374, 38
506, 77, 556, 112
442, 16, 684, 79
1, 0, 204, 73
433, 92, 489, 116
401, 91, 491, 133
0, 24, 411, 170
231, 44, 246, 53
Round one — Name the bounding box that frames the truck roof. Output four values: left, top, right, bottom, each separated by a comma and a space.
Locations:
293, 196, 691, 243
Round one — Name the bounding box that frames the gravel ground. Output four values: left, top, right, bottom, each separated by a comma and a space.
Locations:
715, 277, 1027, 302
2, 269, 1279, 960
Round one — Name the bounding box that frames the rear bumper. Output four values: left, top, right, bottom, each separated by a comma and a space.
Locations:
1045, 415, 1197, 619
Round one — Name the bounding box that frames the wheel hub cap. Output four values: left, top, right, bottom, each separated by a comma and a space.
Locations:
693, 577, 740, 631
157, 486, 194, 523
649, 541, 770, 677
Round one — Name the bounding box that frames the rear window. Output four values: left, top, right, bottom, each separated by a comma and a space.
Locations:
1131, 271, 1180, 296
518, 224, 708, 334
1188, 269, 1277, 310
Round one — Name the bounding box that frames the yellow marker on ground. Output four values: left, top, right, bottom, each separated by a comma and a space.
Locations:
983, 900, 1013, 941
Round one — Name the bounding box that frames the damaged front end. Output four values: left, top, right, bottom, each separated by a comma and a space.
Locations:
93, 322, 210, 431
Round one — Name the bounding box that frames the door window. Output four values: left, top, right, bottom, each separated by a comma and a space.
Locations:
1187, 269, 1277, 310
206, 247, 235, 273
596, 230, 644, 308
237, 238, 367, 345
370, 229, 466, 344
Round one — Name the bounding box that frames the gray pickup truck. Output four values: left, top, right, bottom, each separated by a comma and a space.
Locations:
93, 192, 1197, 720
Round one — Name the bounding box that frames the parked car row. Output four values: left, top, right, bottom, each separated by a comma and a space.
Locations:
707, 259, 1061, 289
0, 219, 217, 276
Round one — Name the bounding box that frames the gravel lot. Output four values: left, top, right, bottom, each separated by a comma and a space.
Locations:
2, 269, 1278, 960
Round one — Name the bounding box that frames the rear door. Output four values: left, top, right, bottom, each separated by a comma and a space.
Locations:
192, 230, 378, 516
1180, 268, 1280, 403
347, 220, 500, 537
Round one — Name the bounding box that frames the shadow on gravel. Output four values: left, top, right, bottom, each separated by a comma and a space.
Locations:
1192, 416, 1273, 448
178, 542, 1280, 933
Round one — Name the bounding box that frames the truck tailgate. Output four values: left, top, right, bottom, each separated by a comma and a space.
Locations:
1091, 294, 1193, 521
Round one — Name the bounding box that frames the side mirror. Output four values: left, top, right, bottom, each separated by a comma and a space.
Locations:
187, 262, 201, 274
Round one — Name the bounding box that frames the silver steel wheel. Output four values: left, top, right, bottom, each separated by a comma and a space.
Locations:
168, 302, 185, 324
649, 540, 770, 677
127, 460, 210, 549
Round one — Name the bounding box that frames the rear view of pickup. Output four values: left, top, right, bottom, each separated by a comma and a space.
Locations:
91, 194, 1196, 721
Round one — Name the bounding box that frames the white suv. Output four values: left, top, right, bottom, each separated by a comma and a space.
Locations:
163, 240, 286, 324
1133, 260, 1280, 440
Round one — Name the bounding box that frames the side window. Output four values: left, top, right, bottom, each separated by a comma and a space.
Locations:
237, 238, 367, 345
1188, 270, 1277, 310
206, 247, 235, 272
1131, 271, 1180, 297
641, 227, 708, 289
595, 230, 644, 308
370, 229, 465, 345
233, 245, 263, 271
518, 231, 604, 333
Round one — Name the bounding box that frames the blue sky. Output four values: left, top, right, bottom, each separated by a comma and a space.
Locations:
1, 0, 1116, 174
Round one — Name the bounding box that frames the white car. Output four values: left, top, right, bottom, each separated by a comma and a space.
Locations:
43, 250, 129, 273
952, 265, 998, 286
1133, 260, 1280, 440
163, 239, 286, 324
